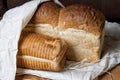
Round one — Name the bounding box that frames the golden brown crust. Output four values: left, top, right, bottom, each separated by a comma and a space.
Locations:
31, 2, 62, 27
58, 4, 105, 35
18, 32, 63, 60
17, 54, 66, 72
18, 32, 68, 71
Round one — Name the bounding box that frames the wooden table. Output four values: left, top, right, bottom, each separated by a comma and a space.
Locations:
99, 64, 120, 80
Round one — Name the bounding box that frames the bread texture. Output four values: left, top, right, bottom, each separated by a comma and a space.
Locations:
28, 2, 105, 62
17, 32, 68, 71
18, 32, 62, 60
17, 55, 66, 71
58, 4, 105, 35
57, 4, 105, 61
31, 1, 62, 27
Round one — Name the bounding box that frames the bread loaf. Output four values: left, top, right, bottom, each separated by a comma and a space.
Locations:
58, 4, 105, 62
17, 32, 68, 71
27, 2, 105, 62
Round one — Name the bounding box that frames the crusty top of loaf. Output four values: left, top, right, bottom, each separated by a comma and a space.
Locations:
58, 4, 105, 35
31, 2, 105, 35
31, 1, 62, 27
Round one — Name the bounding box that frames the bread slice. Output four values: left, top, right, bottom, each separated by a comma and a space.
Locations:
17, 54, 66, 71
17, 32, 68, 71
28, 2, 105, 62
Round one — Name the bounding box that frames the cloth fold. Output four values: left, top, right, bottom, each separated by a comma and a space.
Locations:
0, 0, 49, 80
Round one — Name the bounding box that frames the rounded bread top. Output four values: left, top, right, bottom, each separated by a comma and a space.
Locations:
31, 2, 105, 35
58, 4, 105, 35
31, 1, 62, 27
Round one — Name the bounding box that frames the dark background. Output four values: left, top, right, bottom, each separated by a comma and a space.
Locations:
0, 0, 120, 22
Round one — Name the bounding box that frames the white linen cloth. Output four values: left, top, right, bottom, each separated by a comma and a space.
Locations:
0, 0, 49, 80
0, 0, 120, 80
